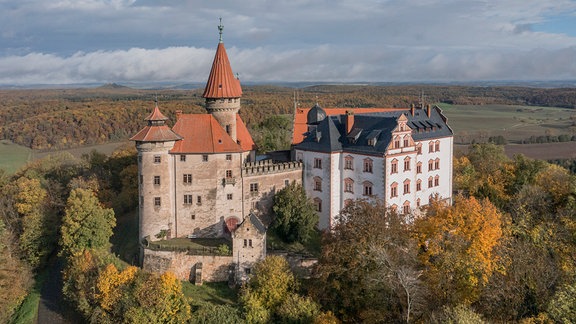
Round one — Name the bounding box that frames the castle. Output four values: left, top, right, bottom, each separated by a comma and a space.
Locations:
131, 22, 453, 283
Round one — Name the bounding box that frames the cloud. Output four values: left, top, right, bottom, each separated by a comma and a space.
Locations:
1, 0, 576, 84
1, 44, 575, 85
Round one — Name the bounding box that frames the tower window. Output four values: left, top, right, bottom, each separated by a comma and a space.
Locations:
197, 196, 202, 205
180, 155, 186, 162
363, 181, 373, 196
154, 197, 161, 207
202, 155, 208, 162
153, 176, 160, 185
225, 125, 231, 135
363, 158, 373, 173
154, 155, 161, 163
314, 158, 322, 169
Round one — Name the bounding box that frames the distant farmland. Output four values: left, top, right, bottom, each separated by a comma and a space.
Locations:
439, 104, 576, 144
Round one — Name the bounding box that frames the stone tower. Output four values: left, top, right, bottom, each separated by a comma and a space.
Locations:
130, 103, 182, 242
202, 20, 243, 142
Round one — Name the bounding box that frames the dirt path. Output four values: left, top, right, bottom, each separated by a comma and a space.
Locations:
36, 260, 78, 324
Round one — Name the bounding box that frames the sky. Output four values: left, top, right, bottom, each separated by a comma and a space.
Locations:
1, 0, 576, 85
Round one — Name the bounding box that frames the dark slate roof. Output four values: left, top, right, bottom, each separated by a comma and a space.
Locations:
248, 213, 266, 234
295, 106, 453, 155
306, 103, 327, 125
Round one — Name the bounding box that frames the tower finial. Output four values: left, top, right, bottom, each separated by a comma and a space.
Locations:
218, 17, 224, 43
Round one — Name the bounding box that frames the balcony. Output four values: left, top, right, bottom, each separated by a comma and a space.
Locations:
222, 177, 236, 186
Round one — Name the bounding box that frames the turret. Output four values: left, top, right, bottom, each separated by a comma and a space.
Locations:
202, 19, 242, 142
130, 102, 182, 245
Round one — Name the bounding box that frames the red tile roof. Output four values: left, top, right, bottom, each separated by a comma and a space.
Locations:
130, 104, 182, 142
236, 114, 256, 151
292, 107, 405, 144
202, 43, 242, 99
170, 114, 253, 154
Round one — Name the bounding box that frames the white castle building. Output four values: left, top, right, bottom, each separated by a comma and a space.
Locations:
130, 22, 453, 282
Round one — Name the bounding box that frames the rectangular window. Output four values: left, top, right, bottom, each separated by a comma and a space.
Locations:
226, 170, 233, 178
154, 155, 161, 163
314, 179, 322, 192
435, 160, 440, 170
243, 239, 247, 247
183, 174, 192, 184
153, 175, 160, 185
391, 162, 398, 174
435, 142, 440, 152
202, 155, 208, 162
154, 197, 161, 207
191, 214, 196, 220
314, 158, 322, 169
391, 186, 398, 198
226, 154, 232, 161
417, 181, 422, 191
249, 239, 253, 247
364, 184, 373, 196
404, 160, 410, 171
417, 164, 422, 174
364, 159, 373, 173
403, 138, 409, 147
428, 178, 433, 188
404, 183, 410, 194
344, 157, 354, 170
184, 194, 193, 204
180, 155, 186, 162
284, 179, 290, 187
250, 183, 259, 193
197, 196, 202, 205
435, 177, 440, 186
227, 193, 233, 200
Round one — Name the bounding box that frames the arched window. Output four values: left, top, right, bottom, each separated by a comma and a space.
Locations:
435, 140, 440, 152
344, 155, 354, 170
434, 175, 440, 187
429, 141, 435, 153
391, 159, 398, 174
394, 136, 401, 148
313, 176, 322, 191
313, 198, 322, 212
363, 181, 373, 196
390, 182, 398, 198
428, 176, 434, 188
428, 159, 434, 171
416, 179, 422, 191
403, 135, 410, 147
403, 201, 411, 215
403, 156, 411, 171
403, 179, 410, 194
363, 158, 373, 173
416, 162, 422, 174
344, 178, 354, 193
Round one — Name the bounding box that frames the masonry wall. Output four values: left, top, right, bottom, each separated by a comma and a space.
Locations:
142, 249, 233, 282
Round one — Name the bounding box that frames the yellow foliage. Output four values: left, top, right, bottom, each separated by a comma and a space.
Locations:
95, 264, 137, 311
415, 196, 504, 305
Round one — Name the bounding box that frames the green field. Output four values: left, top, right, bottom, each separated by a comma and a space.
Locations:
0, 140, 31, 174
438, 104, 576, 144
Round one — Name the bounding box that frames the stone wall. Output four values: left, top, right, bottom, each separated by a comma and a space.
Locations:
143, 249, 233, 282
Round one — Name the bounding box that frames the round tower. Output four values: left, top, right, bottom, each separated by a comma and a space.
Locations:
202, 19, 243, 142
130, 102, 182, 244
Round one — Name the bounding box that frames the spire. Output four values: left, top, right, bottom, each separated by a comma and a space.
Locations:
218, 17, 224, 43
202, 20, 242, 99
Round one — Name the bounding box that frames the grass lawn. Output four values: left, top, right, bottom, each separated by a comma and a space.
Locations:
182, 281, 238, 305
438, 103, 576, 144
0, 140, 31, 174
10, 271, 48, 324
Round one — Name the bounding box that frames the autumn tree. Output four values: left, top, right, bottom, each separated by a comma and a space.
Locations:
59, 188, 116, 257
414, 196, 504, 307
272, 181, 318, 244
312, 199, 424, 323
14, 176, 57, 268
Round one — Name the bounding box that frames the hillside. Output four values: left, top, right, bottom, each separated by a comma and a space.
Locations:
0, 85, 575, 150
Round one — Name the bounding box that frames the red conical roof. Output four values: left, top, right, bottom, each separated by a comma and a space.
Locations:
202, 43, 242, 99
145, 104, 169, 121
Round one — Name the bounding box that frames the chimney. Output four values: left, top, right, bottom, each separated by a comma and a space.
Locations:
426, 104, 431, 118
175, 110, 182, 121
410, 103, 415, 116
345, 110, 354, 134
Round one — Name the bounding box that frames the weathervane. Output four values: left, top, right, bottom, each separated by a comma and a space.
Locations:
218, 17, 224, 43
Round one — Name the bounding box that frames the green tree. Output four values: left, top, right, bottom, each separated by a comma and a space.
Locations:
272, 181, 318, 244
60, 188, 116, 257
240, 256, 297, 323
547, 281, 576, 324
312, 199, 422, 323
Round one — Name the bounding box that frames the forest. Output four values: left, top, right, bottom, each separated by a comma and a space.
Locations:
1, 84, 576, 150
0, 85, 575, 322
0, 140, 574, 323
